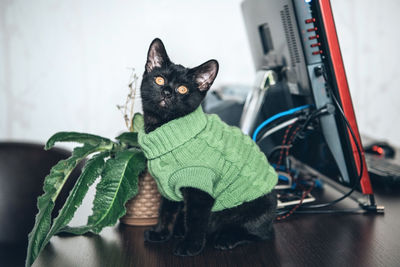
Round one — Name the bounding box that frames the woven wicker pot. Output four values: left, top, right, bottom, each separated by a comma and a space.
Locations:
120, 171, 161, 226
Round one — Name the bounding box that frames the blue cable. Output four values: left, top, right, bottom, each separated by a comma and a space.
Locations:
252, 104, 311, 141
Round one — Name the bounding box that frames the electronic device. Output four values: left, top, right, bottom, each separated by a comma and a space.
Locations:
365, 153, 400, 185
240, 0, 377, 209
364, 142, 396, 159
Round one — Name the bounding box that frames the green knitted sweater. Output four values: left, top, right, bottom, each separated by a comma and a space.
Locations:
138, 106, 278, 212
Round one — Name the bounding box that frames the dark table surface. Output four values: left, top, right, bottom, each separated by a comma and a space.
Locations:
2, 140, 400, 267
1, 183, 390, 267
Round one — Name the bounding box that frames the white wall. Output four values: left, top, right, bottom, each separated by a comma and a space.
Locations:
1, 0, 399, 147
331, 0, 400, 146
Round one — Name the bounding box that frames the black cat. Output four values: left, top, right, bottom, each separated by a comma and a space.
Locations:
140, 38, 277, 256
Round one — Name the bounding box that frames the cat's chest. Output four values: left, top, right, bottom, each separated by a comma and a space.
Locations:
148, 139, 208, 176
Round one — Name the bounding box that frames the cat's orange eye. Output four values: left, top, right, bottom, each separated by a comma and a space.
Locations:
155, 76, 165, 86
177, 85, 189, 95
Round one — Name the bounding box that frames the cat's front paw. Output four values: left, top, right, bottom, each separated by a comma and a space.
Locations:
174, 238, 205, 256
144, 228, 171, 243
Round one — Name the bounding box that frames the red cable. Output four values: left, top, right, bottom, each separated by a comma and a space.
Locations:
276, 181, 315, 221
276, 124, 311, 221
277, 124, 293, 166
285, 125, 301, 159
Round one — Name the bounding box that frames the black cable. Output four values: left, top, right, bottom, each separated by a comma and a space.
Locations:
297, 106, 330, 138
260, 105, 329, 145
298, 81, 364, 209
265, 106, 329, 161
277, 208, 366, 215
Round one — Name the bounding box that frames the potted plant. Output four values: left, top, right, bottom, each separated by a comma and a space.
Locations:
25, 70, 159, 266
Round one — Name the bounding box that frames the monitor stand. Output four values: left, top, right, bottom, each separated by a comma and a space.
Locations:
290, 157, 383, 213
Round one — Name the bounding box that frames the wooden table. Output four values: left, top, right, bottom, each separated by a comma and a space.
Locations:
0, 183, 385, 267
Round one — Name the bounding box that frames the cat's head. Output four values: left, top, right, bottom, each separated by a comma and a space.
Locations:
140, 38, 218, 125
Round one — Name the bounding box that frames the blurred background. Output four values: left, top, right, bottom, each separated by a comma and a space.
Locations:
1, 0, 399, 147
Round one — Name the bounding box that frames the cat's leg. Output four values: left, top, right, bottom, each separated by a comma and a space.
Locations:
172, 207, 185, 239
211, 191, 277, 250
174, 187, 215, 256
144, 196, 181, 243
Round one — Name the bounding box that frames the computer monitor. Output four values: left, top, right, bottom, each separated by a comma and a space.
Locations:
240, 0, 374, 198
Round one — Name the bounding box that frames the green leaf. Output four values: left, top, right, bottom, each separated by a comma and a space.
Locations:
115, 132, 139, 147
39, 151, 109, 251
61, 149, 146, 235
131, 113, 144, 132
26, 144, 102, 267
45, 132, 112, 150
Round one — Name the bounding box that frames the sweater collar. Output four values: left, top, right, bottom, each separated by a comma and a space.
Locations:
138, 106, 207, 159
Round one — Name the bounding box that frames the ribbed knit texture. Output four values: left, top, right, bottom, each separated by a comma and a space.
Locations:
138, 106, 278, 212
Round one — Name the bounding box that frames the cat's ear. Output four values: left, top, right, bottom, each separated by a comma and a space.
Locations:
190, 60, 219, 92
145, 38, 170, 73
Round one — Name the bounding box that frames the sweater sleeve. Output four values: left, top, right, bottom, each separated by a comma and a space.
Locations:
169, 167, 217, 199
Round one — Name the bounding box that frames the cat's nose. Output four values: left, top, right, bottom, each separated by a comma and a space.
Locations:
161, 90, 172, 98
